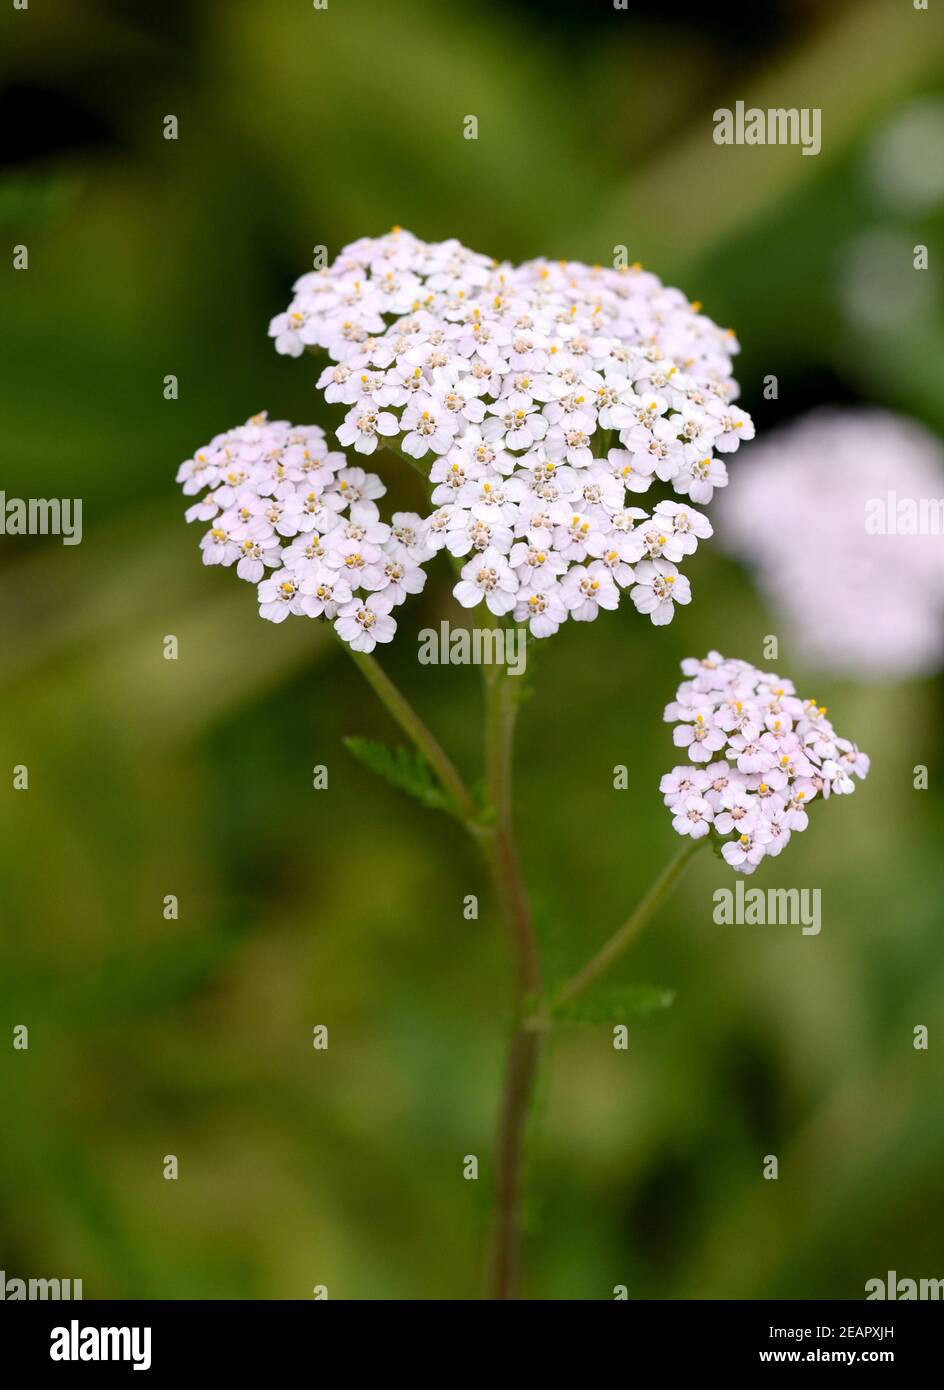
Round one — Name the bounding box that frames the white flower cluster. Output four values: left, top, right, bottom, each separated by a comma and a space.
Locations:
717, 408, 944, 678
267, 227, 753, 638
661, 653, 869, 874
176, 412, 429, 651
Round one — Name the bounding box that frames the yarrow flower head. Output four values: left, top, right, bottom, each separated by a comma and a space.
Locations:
176, 411, 428, 651
717, 408, 944, 678
226, 227, 754, 647
661, 653, 869, 874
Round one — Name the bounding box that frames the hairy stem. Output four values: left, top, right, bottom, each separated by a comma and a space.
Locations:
550, 836, 706, 1012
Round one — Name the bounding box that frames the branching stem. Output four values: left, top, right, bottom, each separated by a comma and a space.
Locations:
344, 636, 703, 1301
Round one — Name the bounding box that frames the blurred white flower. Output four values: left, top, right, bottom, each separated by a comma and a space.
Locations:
866, 98, 944, 214
717, 408, 944, 677
837, 229, 935, 333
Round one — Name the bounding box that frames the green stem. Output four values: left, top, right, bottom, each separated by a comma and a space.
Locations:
481, 657, 542, 1300
345, 630, 542, 1299
344, 631, 537, 991
550, 836, 706, 1012
344, 647, 480, 828
344, 633, 702, 1300
486, 1024, 542, 1300
483, 661, 541, 999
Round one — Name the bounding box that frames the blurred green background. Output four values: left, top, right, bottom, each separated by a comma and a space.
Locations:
1, 0, 943, 1300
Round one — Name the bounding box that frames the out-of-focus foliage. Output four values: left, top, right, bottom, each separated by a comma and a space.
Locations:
1, 0, 942, 1299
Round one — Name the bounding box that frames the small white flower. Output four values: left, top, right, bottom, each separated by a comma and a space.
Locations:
235, 534, 282, 582
334, 591, 397, 652
560, 563, 619, 621
672, 795, 714, 840
299, 572, 353, 617
677, 454, 727, 504
483, 396, 548, 452
454, 547, 518, 616
400, 394, 460, 458
378, 549, 427, 605
544, 414, 596, 468
258, 571, 308, 622
200, 524, 241, 567
514, 582, 568, 638
269, 305, 318, 357
336, 408, 399, 455
713, 783, 758, 836
706, 399, 754, 451
672, 710, 726, 762
630, 560, 691, 625
722, 832, 766, 874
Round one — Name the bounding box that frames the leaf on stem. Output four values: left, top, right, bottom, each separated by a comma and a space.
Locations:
343, 735, 458, 816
